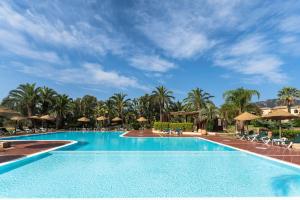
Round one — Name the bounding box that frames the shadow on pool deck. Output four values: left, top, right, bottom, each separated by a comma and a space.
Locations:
0, 140, 70, 164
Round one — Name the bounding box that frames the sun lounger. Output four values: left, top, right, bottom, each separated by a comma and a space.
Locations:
290, 134, 300, 150
236, 132, 249, 140
249, 132, 268, 142
272, 137, 293, 148
162, 128, 170, 134
175, 128, 182, 135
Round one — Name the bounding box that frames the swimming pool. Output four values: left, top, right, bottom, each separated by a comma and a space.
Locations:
1, 131, 300, 197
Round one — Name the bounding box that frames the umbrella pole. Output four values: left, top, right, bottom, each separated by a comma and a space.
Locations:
15, 121, 17, 133
279, 120, 282, 138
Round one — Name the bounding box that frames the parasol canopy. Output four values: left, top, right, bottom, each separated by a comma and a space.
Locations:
10, 116, 27, 121
234, 112, 260, 121
40, 115, 55, 121
0, 106, 20, 117
112, 117, 122, 122
77, 117, 90, 122
262, 110, 299, 138
96, 116, 107, 121
137, 117, 147, 122
262, 110, 299, 120
28, 115, 41, 120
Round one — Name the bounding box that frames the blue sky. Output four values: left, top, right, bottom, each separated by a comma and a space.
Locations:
0, 0, 300, 105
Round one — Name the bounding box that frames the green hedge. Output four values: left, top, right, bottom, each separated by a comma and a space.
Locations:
271, 129, 300, 139
153, 122, 193, 131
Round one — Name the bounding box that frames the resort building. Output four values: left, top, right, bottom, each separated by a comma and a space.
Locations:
260, 106, 300, 116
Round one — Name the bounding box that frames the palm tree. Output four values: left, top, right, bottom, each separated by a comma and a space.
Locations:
53, 94, 72, 129
199, 102, 219, 130
184, 88, 213, 111
170, 101, 184, 112
110, 93, 130, 124
39, 86, 57, 114
183, 88, 214, 128
278, 87, 300, 113
152, 86, 174, 122
6, 83, 40, 116
223, 87, 260, 114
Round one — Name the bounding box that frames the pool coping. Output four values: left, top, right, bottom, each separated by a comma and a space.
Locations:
197, 136, 300, 170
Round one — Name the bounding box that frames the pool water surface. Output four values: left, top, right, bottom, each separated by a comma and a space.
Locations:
1, 131, 300, 198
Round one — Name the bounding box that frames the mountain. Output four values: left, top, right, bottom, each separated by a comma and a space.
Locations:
255, 99, 300, 108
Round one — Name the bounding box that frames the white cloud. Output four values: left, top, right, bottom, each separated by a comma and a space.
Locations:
135, 1, 219, 59
0, 1, 125, 56
214, 34, 287, 83
0, 29, 61, 63
129, 55, 176, 73
279, 15, 300, 33
15, 62, 148, 91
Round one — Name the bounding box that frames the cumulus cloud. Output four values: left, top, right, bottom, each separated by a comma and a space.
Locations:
15, 62, 148, 90
214, 34, 287, 83
0, 1, 125, 56
129, 55, 176, 73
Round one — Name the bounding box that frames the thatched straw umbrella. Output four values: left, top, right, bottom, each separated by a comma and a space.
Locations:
96, 116, 107, 121
28, 115, 41, 131
40, 115, 55, 129
262, 110, 299, 138
96, 116, 107, 128
0, 106, 20, 117
10, 116, 27, 132
137, 116, 147, 130
112, 117, 122, 122
234, 112, 260, 133
234, 112, 260, 121
78, 117, 90, 128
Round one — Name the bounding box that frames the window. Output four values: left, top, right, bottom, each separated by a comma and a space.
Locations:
294, 109, 299, 114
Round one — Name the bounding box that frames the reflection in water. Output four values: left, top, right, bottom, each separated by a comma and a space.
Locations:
271, 175, 300, 196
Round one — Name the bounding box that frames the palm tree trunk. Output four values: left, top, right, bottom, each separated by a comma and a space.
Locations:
159, 104, 163, 122
27, 104, 32, 117
288, 102, 291, 113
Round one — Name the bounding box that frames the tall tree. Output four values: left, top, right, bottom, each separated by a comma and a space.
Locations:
38, 86, 57, 115
199, 102, 219, 130
223, 87, 260, 114
184, 88, 213, 111
278, 87, 300, 113
152, 86, 174, 122
183, 88, 214, 128
53, 94, 72, 129
81, 95, 98, 117
110, 93, 130, 124
5, 83, 40, 116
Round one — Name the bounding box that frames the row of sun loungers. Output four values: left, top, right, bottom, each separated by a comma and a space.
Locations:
68, 127, 126, 131
237, 131, 299, 149
161, 128, 183, 135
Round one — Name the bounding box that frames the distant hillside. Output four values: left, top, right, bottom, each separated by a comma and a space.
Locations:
255, 99, 300, 108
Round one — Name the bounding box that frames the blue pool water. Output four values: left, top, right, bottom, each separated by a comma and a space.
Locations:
1, 131, 300, 197
3, 131, 233, 151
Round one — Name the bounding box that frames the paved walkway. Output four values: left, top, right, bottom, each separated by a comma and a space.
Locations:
125, 130, 300, 166
0, 140, 70, 164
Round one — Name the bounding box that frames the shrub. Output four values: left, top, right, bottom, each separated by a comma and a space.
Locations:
293, 119, 300, 127
153, 122, 193, 131
271, 129, 300, 139
131, 121, 141, 130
